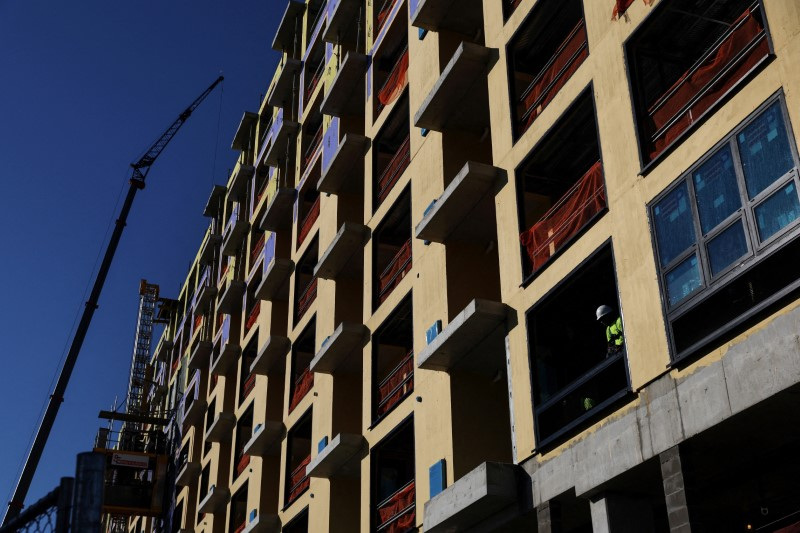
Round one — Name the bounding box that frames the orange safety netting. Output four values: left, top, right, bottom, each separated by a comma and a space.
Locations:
519, 20, 588, 136
194, 314, 203, 332
376, 0, 397, 34
250, 233, 265, 265
647, 8, 767, 160
378, 239, 412, 303
296, 277, 318, 321
236, 453, 251, 476
298, 196, 321, 246
377, 352, 414, 416
171, 357, 180, 376
246, 304, 260, 331
378, 49, 409, 107
520, 161, 606, 272
612, 0, 652, 20
234, 521, 247, 533
287, 455, 312, 503
242, 373, 256, 399
377, 481, 416, 533
377, 136, 411, 204
289, 367, 314, 412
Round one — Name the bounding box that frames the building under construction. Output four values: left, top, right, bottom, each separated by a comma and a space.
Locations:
123, 0, 800, 531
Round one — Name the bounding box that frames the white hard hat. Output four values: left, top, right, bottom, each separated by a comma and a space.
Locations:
596, 305, 613, 321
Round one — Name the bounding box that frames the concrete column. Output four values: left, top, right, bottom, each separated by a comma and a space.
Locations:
536, 500, 562, 533
660, 446, 698, 533
589, 493, 655, 533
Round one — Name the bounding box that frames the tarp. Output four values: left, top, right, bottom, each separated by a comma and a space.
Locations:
378, 49, 409, 107
287, 455, 311, 503
298, 196, 321, 245
377, 352, 414, 415
377, 136, 411, 203
378, 240, 412, 303
296, 277, 318, 321
377, 481, 416, 533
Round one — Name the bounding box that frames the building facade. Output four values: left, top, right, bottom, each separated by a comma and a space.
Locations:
136, 0, 800, 531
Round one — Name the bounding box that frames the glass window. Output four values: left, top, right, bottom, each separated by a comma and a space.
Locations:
706, 220, 749, 276
692, 146, 741, 234
755, 182, 800, 241
737, 102, 794, 199
665, 255, 702, 306
653, 182, 696, 267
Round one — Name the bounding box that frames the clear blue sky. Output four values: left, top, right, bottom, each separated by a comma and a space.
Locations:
0, 0, 281, 507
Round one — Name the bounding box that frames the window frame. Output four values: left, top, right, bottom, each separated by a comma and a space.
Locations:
649, 92, 800, 361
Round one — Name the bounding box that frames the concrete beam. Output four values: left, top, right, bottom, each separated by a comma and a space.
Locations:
310, 322, 369, 374
306, 433, 366, 479
313, 222, 370, 279
317, 134, 370, 194
589, 493, 655, 533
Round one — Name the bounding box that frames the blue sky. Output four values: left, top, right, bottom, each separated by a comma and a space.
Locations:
0, 0, 281, 507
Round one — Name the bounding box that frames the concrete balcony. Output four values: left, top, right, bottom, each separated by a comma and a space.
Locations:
250, 335, 291, 376
154, 339, 173, 363
231, 111, 259, 151
306, 433, 365, 478
317, 134, 370, 194
217, 278, 246, 314
259, 187, 297, 231
193, 268, 217, 314
198, 485, 230, 515
203, 184, 227, 218
417, 299, 510, 375
415, 161, 502, 243
414, 42, 494, 133
272, 1, 305, 52
181, 398, 206, 429
222, 208, 250, 257
320, 52, 369, 118
423, 462, 526, 533
268, 58, 303, 109
211, 340, 240, 376
323, 0, 361, 43
205, 412, 236, 442
228, 162, 256, 203
242, 513, 281, 533
198, 227, 222, 266
242, 421, 285, 457
188, 336, 213, 370
175, 461, 200, 487
255, 258, 294, 302
263, 120, 299, 168
310, 322, 368, 374
313, 223, 370, 279
411, 0, 484, 35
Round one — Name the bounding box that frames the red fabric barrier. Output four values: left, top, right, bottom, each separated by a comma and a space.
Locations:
171, 357, 180, 376
378, 49, 409, 107
233, 521, 246, 533
378, 240, 412, 303
377, 352, 414, 416
612, 0, 652, 20
298, 196, 321, 246
194, 314, 203, 332
303, 126, 323, 172
242, 373, 256, 400
520, 161, 606, 272
376, 0, 397, 34
289, 367, 314, 412
245, 304, 260, 332
377, 136, 411, 204
518, 20, 588, 135
236, 453, 251, 476
647, 9, 767, 160
296, 277, 318, 320
287, 455, 312, 503
377, 481, 416, 533
250, 233, 265, 265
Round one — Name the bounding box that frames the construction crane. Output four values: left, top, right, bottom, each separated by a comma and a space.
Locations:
3, 75, 224, 525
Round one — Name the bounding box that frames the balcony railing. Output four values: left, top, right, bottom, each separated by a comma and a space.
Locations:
376, 480, 415, 532
289, 367, 314, 412
245, 303, 261, 332
378, 239, 412, 304
376, 351, 414, 416
251, 233, 266, 267
517, 19, 588, 137
234, 520, 247, 533
297, 196, 321, 246
305, 59, 325, 104
286, 455, 312, 505
302, 125, 324, 173
241, 372, 257, 402
376, 136, 411, 205
520, 161, 606, 273
224, 204, 241, 240
296, 277, 318, 321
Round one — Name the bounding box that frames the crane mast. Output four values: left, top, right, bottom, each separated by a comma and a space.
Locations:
3, 75, 224, 525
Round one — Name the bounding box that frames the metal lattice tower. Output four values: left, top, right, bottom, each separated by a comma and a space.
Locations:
124, 280, 160, 432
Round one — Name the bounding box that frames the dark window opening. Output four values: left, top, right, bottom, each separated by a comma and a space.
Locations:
503, 0, 523, 21
301, 111, 324, 176
507, 0, 587, 139
374, 95, 410, 210
290, 318, 316, 414
306, 0, 326, 43
294, 237, 319, 324
517, 89, 605, 282
233, 406, 253, 480
372, 418, 415, 532
249, 228, 266, 275
171, 500, 184, 533
374, 0, 402, 41
229, 482, 248, 533
373, 295, 414, 422
527, 244, 631, 449
285, 410, 313, 506
244, 272, 261, 336
297, 167, 322, 247
374, 189, 412, 308
283, 508, 309, 533
627, 0, 770, 165
199, 464, 210, 502
304, 43, 325, 106
239, 339, 258, 405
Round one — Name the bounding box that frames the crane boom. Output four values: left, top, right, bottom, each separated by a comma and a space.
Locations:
2, 75, 224, 525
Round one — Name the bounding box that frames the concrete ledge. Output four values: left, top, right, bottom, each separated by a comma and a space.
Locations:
217, 280, 246, 313
264, 119, 299, 167
272, 1, 305, 52
418, 299, 510, 373
211, 342, 240, 376
323, 0, 360, 43
198, 234, 221, 265
250, 335, 291, 375
222, 219, 250, 256
228, 163, 255, 201
243, 421, 285, 457
424, 462, 524, 533
411, 0, 483, 34
188, 340, 212, 370
320, 53, 369, 118
313, 223, 370, 279
231, 112, 259, 151
310, 322, 369, 374
203, 184, 227, 218
198, 485, 230, 514
193, 284, 217, 314
181, 400, 206, 429
255, 258, 294, 301
205, 412, 236, 442
175, 461, 200, 487
242, 513, 281, 533
414, 42, 494, 132
415, 161, 501, 243
268, 59, 302, 108
259, 188, 298, 231
317, 134, 370, 193
306, 433, 365, 478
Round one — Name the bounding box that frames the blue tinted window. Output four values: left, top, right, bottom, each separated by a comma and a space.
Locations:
665, 255, 702, 307
653, 182, 696, 267
707, 220, 749, 276
737, 103, 794, 199
692, 146, 741, 234
755, 182, 800, 242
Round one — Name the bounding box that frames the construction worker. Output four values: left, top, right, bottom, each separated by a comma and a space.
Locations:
596, 305, 624, 356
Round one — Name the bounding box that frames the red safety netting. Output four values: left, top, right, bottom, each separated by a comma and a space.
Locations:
194, 314, 203, 332
378, 239, 412, 303
245, 304, 260, 332
296, 277, 318, 321
377, 481, 416, 533
242, 373, 256, 400
377, 351, 414, 416
612, 0, 652, 20
646, 8, 767, 160
303, 126, 324, 172
287, 455, 312, 503
378, 48, 409, 108
377, 136, 411, 204
236, 453, 251, 476
219, 262, 229, 284
289, 367, 314, 412
298, 196, 321, 246
171, 356, 180, 376
376, 0, 398, 35
518, 20, 588, 136
234, 521, 247, 533
520, 161, 606, 272
250, 233, 265, 265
